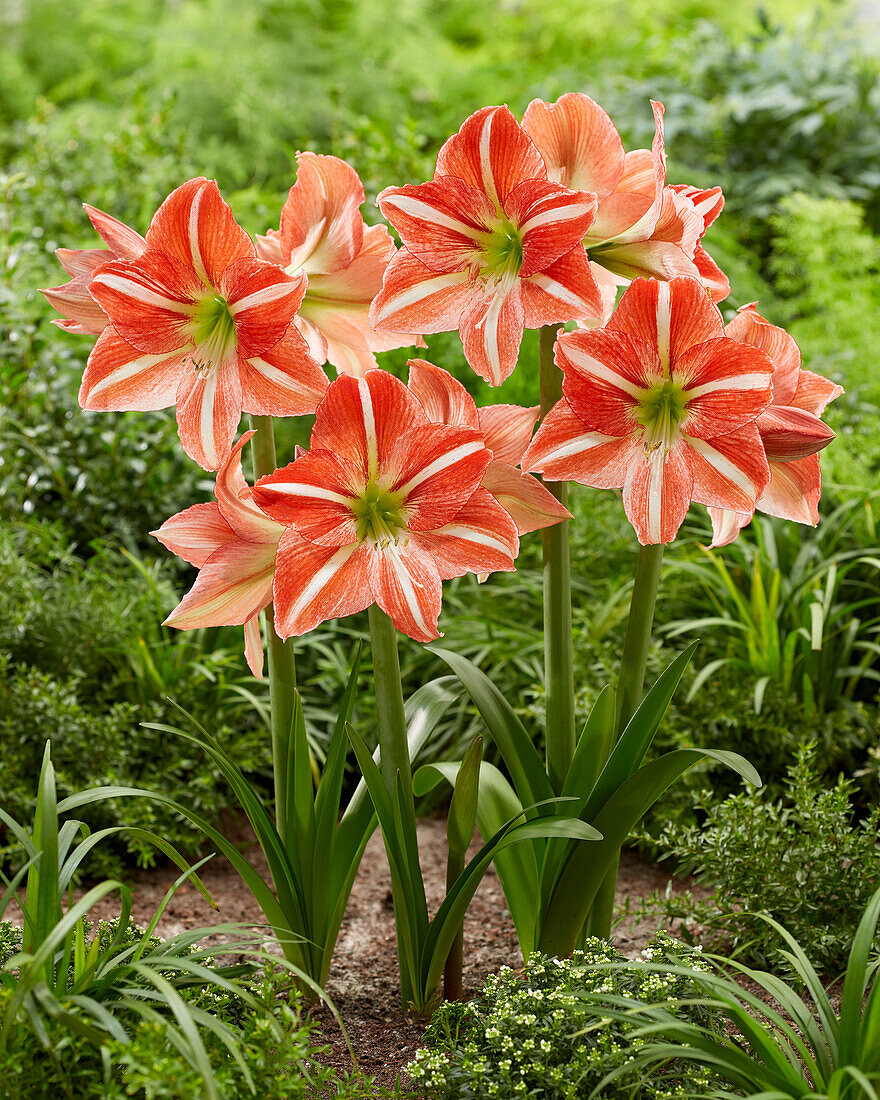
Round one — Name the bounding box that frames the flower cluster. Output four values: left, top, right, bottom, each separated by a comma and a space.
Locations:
43, 92, 841, 664
406, 935, 721, 1099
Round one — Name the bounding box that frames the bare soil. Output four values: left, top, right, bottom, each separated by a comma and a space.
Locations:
81, 819, 703, 1089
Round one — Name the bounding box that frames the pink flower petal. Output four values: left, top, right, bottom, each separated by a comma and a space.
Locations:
480, 461, 571, 535
459, 284, 525, 387
522, 397, 636, 488
688, 422, 770, 514
175, 360, 243, 471
477, 403, 539, 465
238, 325, 328, 417
521, 92, 625, 199
277, 152, 365, 275
80, 326, 187, 411
414, 485, 519, 577
623, 438, 693, 545
407, 358, 480, 429
151, 501, 236, 568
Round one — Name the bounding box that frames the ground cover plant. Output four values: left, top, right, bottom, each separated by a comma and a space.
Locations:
4, 0, 880, 1092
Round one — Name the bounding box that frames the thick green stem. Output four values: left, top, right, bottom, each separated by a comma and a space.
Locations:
249, 415, 297, 834
616, 542, 664, 733
368, 604, 413, 807
539, 324, 576, 793
443, 849, 465, 1002
587, 542, 664, 941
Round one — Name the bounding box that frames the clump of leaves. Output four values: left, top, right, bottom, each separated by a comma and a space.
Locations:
648, 745, 880, 974
407, 935, 724, 1099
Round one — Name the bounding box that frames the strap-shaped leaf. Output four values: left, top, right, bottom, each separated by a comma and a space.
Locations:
447, 737, 483, 858
431, 648, 552, 809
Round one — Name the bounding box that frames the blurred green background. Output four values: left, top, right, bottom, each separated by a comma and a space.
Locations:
3, 0, 880, 888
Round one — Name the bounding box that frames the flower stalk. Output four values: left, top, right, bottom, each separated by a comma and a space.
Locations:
249, 414, 297, 837
539, 323, 576, 792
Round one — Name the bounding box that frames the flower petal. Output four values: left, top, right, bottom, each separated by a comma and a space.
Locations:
89, 250, 201, 353
607, 276, 725, 367
388, 424, 491, 531
623, 439, 693, 545
272, 531, 373, 638
309, 368, 427, 484
757, 455, 821, 526
83, 204, 147, 260
253, 449, 359, 546
688, 423, 770, 514
480, 461, 571, 535
407, 358, 480, 429
243, 614, 265, 678
669, 184, 724, 231
238, 325, 328, 417
435, 105, 547, 210
520, 246, 604, 327
477, 403, 539, 464
214, 430, 285, 544
557, 327, 658, 435
522, 397, 636, 487
371, 540, 442, 642
415, 485, 519, 577
175, 361, 244, 471
505, 178, 597, 276
708, 506, 752, 548
278, 152, 365, 275
222, 258, 307, 356
756, 405, 835, 461
521, 93, 625, 199
369, 248, 474, 334
151, 501, 236, 568
80, 326, 187, 411
723, 303, 800, 406
164, 540, 276, 629
591, 101, 665, 245
146, 177, 254, 285
677, 337, 774, 439
459, 284, 525, 387
791, 369, 844, 417
43, 266, 110, 335
693, 245, 730, 303
378, 177, 495, 274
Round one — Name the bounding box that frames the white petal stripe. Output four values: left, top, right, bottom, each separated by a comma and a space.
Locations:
288, 542, 360, 623
92, 272, 194, 314
248, 355, 310, 393
526, 273, 593, 312
262, 481, 354, 506
188, 183, 208, 283
437, 525, 510, 555
686, 373, 772, 399
372, 269, 471, 321
199, 371, 219, 469
518, 203, 591, 235
688, 436, 760, 497
534, 430, 623, 466
383, 544, 432, 637
656, 281, 671, 370
396, 440, 486, 497
358, 378, 379, 478
566, 347, 642, 397
229, 281, 299, 315
88, 347, 187, 400
382, 194, 487, 242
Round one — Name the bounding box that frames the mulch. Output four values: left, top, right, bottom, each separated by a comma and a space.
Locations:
81, 818, 704, 1089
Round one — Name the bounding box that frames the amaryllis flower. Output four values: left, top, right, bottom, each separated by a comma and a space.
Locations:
83, 177, 329, 470
252, 369, 519, 641
522, 277, 775, 545
521, 94, 729, 318
406, 357, 571, 535
42, 205, 147, 334
255, 152, 422, 377
370, 105, 602, 387
152, 430, 284, 677
708, 304, 842, 546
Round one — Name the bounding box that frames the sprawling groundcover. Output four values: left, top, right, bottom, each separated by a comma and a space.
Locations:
3, 0, 880, 1095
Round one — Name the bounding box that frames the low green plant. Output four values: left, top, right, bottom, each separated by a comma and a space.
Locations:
647, 746, 880, 974
663, 504, 880, 717
594, 887, 880, 1100
407, 933, 724, 1099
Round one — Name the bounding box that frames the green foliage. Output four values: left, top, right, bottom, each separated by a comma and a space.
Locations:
407, 934, 723, 1099
597, 888, 880, 1100
648, 746, 880, 974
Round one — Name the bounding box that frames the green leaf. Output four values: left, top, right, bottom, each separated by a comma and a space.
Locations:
447, 736, 483, 858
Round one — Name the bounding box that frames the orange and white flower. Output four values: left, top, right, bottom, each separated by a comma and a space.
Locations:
252, 369, 519, 641
370, 106, 602, 387
523, 277, 775, 545
521, 94, 729, 318
42, 205, 147, 334
152, 431, 284, 677
708, 304, 842, 546
256, 152, 422, 377
82, 177, 329, 470
406, 357, 571, 535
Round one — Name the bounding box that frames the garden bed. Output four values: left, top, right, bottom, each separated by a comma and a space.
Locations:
79, 818, 705, 1088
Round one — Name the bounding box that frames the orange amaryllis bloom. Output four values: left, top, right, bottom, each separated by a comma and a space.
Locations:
521, 94, 729, 319
406, 357, 571, 535
252, 369, 519, 641
256, 152, 422, 377
42, 205, 147, 334
522, 277, 774, 545
83, 177, 329, 470
152, 430, 284, 677
708, 304, 842, 546
370, 105, 602, 387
